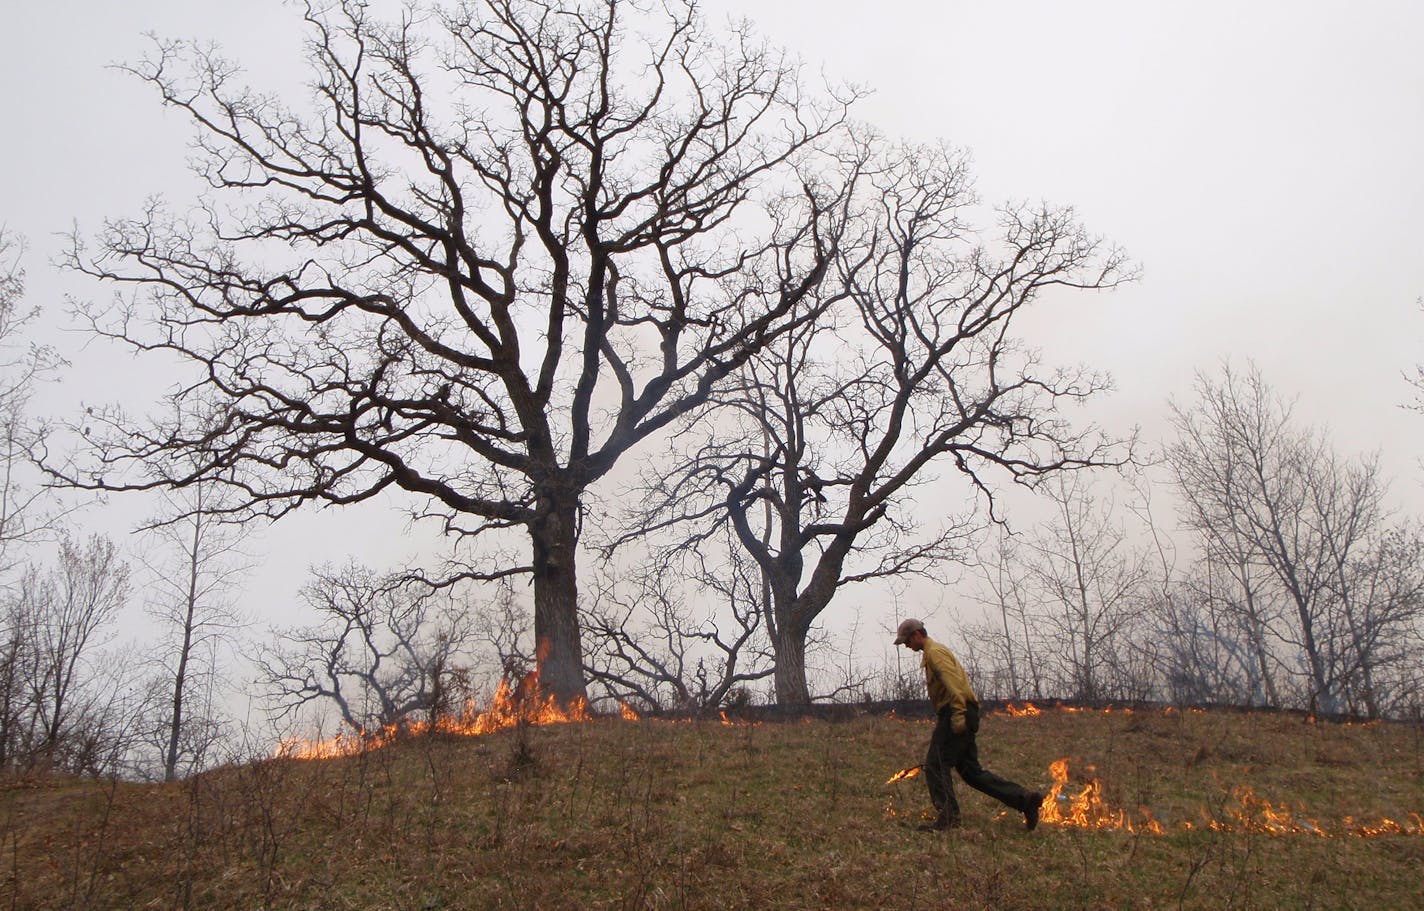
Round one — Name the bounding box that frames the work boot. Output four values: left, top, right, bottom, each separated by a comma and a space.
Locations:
1024, 792, 1045, 832
916, 811, 960, 832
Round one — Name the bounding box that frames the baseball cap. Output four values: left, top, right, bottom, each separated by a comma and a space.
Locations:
893, 618, 925, 644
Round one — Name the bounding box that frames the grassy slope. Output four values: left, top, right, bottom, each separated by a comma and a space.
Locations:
3, 708, 1422, 910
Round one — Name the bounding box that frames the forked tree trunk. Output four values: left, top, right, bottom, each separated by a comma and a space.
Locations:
1293, 600, 1337, 715
764, 546, 848, 706
771, 628, 810, 706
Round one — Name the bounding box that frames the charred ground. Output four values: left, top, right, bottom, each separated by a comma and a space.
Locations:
4, 707, 1422, 910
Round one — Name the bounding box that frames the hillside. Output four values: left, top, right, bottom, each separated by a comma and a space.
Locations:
3, 707, 1422, 910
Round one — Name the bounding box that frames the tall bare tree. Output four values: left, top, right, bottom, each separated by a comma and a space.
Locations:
965, 528, 1043, 701
0, 231, 60, 572
22, 535, 131, 766
0, 229, 44, 766
1167, 362, 1423, 716
0, 237, 132, 772
1322, 519, 1424, 717
0, 590, 37, 768
623, 141, 1132, 703
47, 0, 857, 704
138, 483, 251, 780
1020, 474, 1154, 701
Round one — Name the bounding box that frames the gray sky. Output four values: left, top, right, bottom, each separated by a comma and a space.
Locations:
3, 1, 1423, 643
703, 0, 1424, 478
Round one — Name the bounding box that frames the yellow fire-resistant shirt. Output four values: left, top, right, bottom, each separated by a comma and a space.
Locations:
921, 637, 977, 722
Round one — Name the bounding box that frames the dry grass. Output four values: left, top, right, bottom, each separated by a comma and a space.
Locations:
2, 707, 1422, 910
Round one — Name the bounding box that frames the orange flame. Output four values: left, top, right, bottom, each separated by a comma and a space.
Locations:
718, 711, 761, 726
1004, 702, 1042, 717
1039, 758, 1164, 834
277, 667, 593, 760
1204, 789, 1424, 838
1033, 760, 1421, 838
885, 765, 923, 784
1207, 786, 1325, 836
1344, 814, 1424, 836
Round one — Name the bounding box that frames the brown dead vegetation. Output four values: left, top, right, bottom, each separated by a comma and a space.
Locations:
2, 707, 1421, 910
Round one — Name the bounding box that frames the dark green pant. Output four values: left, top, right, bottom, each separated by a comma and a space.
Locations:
925, 702, 1033, 822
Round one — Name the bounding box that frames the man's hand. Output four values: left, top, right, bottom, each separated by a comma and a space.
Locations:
950, 712, 967, 735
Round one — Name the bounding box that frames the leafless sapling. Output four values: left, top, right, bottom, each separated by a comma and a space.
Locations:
260, 561, 476, 733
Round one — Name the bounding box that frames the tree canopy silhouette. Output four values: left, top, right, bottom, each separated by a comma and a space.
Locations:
50, 0, 858, 702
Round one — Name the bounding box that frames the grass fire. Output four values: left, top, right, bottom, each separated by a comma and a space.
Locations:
5, 703, 1421, 909
275, 667, 777, 762
888, 752, 1422, 839
275, 668, 601, 761
883, 704, 1423, 841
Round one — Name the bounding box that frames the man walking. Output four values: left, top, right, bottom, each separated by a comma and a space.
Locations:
894, 618, 1044, 831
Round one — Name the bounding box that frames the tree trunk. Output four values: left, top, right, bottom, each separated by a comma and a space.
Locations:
764, 544, 847, 706
1293, 600, 1336, 715
165, 514, 202, 781
1359, 664, 1380, 720
164, 644, 188, 780
529, 497, 589, 706
0, 640, 15, 768
771, 625, 810, 705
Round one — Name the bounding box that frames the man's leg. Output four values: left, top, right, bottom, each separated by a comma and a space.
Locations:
952, 704, 1044, 829
921, 711, 962, 829
953, 734, 1033, 809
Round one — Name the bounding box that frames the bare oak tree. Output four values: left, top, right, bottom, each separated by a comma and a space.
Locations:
48, 0, 855, 704
622, 141, 1132, 703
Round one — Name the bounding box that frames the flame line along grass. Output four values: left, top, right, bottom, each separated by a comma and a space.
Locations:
888, 757, 1423, 838
287, 691, 1416, 838
1041, 759, 1424, 837
276, 674, 613, 760
993, 702, 1208, 718
275, 683, 778, 761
